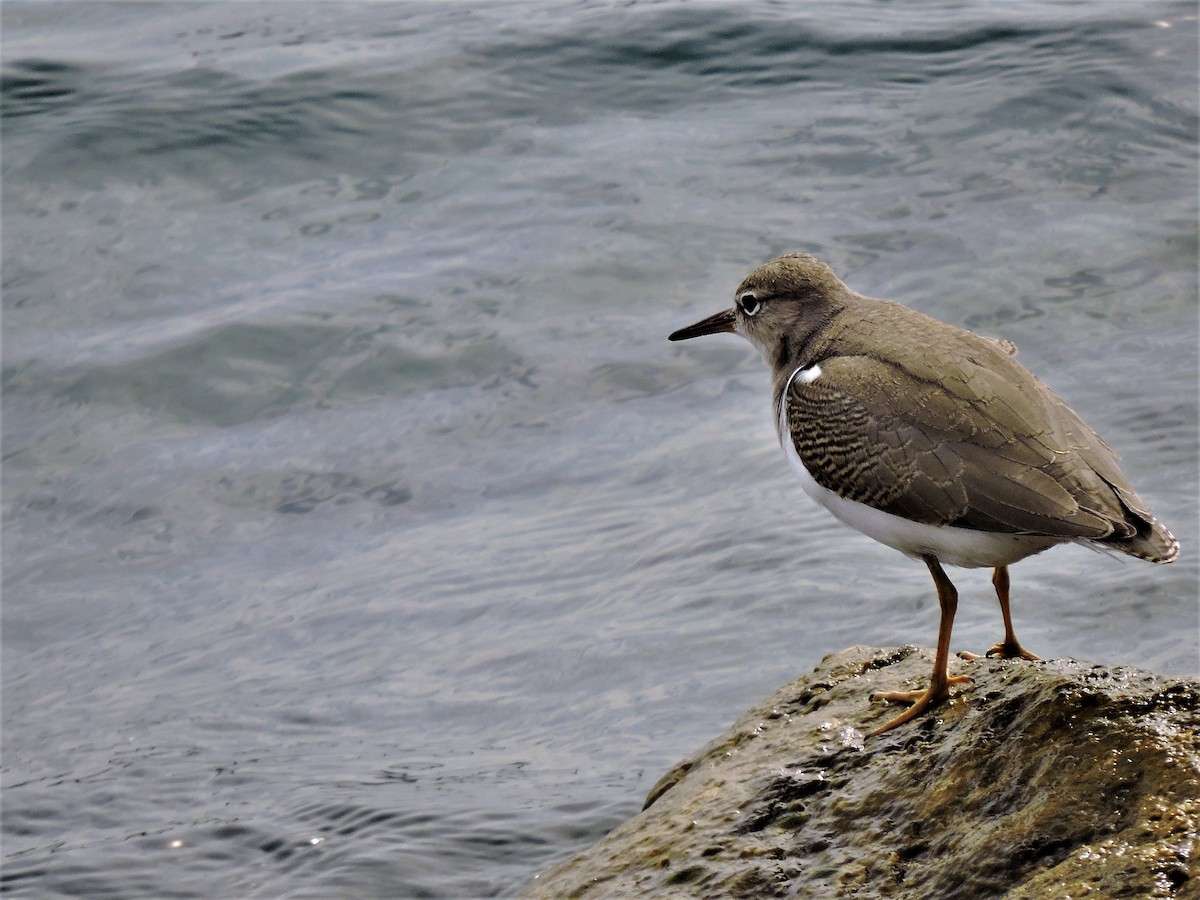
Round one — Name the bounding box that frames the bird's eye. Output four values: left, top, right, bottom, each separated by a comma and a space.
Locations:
738, 292, 761, 316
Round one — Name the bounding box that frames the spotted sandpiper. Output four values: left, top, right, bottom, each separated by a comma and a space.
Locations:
669, 253, 1179, 735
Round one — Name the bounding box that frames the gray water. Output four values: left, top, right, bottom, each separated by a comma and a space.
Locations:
3, 2, 1197, 896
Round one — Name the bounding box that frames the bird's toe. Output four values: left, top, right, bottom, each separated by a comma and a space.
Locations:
985, 641, 1040, 661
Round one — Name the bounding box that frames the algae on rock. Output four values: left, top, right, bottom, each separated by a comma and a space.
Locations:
525, 645, 1199, 899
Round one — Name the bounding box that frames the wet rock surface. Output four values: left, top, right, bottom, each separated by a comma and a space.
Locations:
525, 646, 1199, 899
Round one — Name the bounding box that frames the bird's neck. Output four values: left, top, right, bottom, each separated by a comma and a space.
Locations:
768, 305, 844, 409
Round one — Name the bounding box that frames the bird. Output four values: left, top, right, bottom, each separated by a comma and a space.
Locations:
668, 252, 1179, 736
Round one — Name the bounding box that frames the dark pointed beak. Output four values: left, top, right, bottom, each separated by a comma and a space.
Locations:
668, 308, 737, 342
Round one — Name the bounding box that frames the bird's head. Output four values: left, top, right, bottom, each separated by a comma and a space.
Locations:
668, 253, 851, 370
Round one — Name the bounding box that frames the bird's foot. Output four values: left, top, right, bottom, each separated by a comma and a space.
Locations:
985, 640, 1040, 661
869, 674, 972, 736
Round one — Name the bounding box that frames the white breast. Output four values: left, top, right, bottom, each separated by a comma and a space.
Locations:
776, 365, 1062, 569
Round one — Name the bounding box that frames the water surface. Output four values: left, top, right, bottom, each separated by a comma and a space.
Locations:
3, 2, 1197, 896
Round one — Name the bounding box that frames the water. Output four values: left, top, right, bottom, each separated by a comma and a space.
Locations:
3, 1, 1197, 896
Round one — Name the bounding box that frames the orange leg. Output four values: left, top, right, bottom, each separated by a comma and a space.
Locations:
985, 566, 1039, 661
870, 555, 972, 735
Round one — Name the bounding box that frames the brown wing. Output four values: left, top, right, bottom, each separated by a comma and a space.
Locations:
785, 352, 1144, 541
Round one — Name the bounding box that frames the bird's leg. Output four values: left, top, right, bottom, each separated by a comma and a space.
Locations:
870, 556, 972, 736
985, 565, 1039, 661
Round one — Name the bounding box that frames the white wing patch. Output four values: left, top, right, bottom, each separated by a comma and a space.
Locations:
798, 363, 822, 384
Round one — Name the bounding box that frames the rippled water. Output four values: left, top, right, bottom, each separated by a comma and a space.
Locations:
3, 2, 1197, 896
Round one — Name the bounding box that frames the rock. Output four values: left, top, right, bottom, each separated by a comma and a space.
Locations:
524, 645, 1199, 899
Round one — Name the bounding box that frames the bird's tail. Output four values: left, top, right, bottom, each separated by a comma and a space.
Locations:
1111, 517, 1179, 564
1102, 484, 1179, 563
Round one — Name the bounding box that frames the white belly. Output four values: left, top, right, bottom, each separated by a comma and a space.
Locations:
777, 370, 1062, 569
